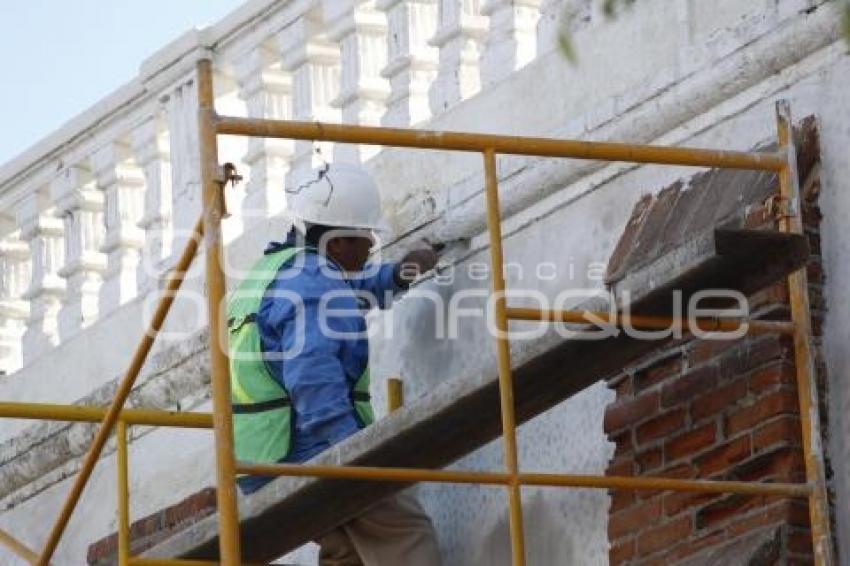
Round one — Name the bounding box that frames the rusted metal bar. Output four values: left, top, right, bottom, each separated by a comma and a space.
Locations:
234, 462, 811, 498
775, 101, 835, 565
483, 149, 526, 566
196, 58, 242, 566
387, 377, 404, 413
34, 215, 204, 566
505, 307, 796, 335
0, 402, 213, 428
0, 527, 38, 564
214, 117, 786, 171
117, 420, 131, 566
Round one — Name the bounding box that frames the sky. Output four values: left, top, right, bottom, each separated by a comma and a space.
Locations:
0, 0, 244, 167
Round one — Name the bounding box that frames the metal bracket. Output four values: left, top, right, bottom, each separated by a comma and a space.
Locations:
215, 162, 243, 187
763, 194, 797, 221
213, 162, 243, 218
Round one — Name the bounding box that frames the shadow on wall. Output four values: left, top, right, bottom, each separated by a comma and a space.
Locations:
473, 491, 576, 566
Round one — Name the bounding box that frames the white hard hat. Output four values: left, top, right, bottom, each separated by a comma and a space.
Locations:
286, 162, 387, 232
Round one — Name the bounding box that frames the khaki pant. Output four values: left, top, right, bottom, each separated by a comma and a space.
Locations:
316, 491, 441, 566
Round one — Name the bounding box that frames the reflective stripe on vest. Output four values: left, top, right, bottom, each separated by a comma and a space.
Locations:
227, 246, 374, 467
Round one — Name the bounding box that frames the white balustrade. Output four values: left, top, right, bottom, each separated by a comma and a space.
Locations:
92, 142, 145, 313
377, 0, 439, 127
132, 112, 173, 293
429, 0, 488, 113
0, 222, 29, 374
0, 0, 563, 375
16, 190, 65, 363
50, 163, 106, 339
480, 0, 541, 85
161, 78, 202, 252
278, 3, 342, 175
325, 0, 391, 161
234, 44, 293, 218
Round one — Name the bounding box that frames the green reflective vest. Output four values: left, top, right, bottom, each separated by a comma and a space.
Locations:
227, 247, 374, 466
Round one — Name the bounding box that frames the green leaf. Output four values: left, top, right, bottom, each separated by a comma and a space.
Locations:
558, 28, 578, 63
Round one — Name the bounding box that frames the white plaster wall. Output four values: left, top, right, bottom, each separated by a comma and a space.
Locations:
1, 1, 849, 564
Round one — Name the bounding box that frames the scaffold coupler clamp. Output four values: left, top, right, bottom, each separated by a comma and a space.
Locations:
214, 162, 243, 218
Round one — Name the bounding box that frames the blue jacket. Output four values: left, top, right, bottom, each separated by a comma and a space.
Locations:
238, 230, 403, 493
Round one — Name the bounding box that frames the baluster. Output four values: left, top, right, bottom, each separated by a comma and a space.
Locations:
51, 163, 106, 339
278, 4, 342, 175
16, 190, 65, 363
429, 0, 488, 113
325, 0, 391, 161
481, 0, 541, 85
161, 78, 201, 253
234, 44, 293, 218
92, 142, 145, 313
0, 221, 30, 374
132, 113, 173, 294
377, 0, 439, 126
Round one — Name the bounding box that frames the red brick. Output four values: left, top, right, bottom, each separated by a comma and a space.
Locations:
807, 259, 824, 284
636, 447, 663, 473
749, 335, 792, 366
636, 408, 687, 445
662, 490, 719, 517
719, 335, 789, 380
788, 528, 814, 554
691, 378, 748, 422
615, 375, 634, 398
607, 457, 635, 477
748, 282, 789, 312
726, 500, 794, 538
604, 391, 660, 434
660, 364, 718, 408
663, 528, 727, 562
664, 422, 717, 463
744, 204, 774, 228
749, 363, 796, 393
88, 487, 218, 565
636, 515, 692, 557
610, 489, 636, 513
687, 338, 742, 367
725, 389, 798, 436
695, 494, 766, 530
609, 538, 635, 564
788, 500, 811, 527
611, 429, 634, 457
753, 415, 802, 452
730, 446, 805, 483
696, 436, 751, 477
658, 462, 698, 480
609, 498, 663, 539
635, 355, 682, 392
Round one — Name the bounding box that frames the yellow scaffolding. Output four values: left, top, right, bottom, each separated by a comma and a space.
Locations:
0, 58, 834, 565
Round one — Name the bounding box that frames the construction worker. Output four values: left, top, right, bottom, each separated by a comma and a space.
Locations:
227, 162, 441, 565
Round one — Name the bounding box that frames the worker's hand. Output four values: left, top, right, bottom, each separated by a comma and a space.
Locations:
394, 248, 439, 286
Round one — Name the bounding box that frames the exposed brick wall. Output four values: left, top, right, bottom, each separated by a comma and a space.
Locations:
87, 487, 216, 565
604, 120, 830, 565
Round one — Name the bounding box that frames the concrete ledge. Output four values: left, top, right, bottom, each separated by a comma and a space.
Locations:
143, 224, 807, 562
